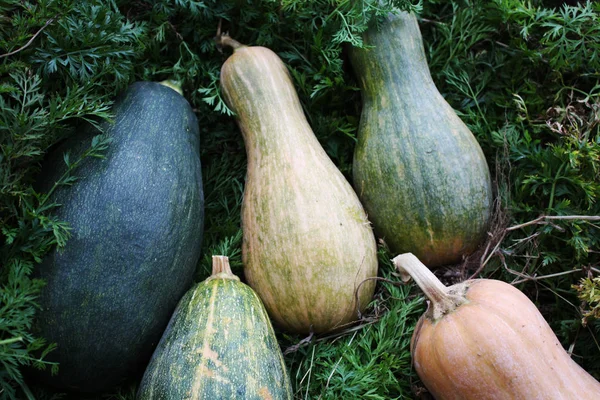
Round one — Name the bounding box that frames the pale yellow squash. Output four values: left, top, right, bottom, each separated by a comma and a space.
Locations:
219, 36, 378, 334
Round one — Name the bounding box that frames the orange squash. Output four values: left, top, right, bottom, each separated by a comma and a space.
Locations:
393, 253, 600, 399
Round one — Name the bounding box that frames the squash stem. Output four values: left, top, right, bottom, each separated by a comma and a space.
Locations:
216, 33, 246, 51
393, 253, 467, 321
209, 256, 240, 281
158, 79, 183, 95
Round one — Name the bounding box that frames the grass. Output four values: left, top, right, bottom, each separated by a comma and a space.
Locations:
282, 256, 425, 400
1, 0, 599, 398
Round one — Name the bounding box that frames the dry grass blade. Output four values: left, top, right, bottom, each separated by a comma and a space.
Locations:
0, 16, 57, 59
506, 215, 600, 231
467, 212, 600, 280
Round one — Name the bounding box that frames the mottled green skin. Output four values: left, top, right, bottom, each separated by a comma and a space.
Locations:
137, 275, 293, 400
220, 46, 378, 334
349, 12, 492, 267
32, 82, 204, 392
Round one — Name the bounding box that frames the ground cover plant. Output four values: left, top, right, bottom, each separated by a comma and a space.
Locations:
0, 0, 599, 399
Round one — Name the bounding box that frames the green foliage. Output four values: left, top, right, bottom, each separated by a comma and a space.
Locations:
32, 1, 146, 88
0, 260, 55, 400
1, 0, 600, 398
574, 277, 600, 326
494, 0, 600, 73
283, 253, 424, 400
0, 68, 112, 397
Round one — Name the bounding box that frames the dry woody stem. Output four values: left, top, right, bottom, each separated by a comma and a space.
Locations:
209, 255, 239, 281
0, 16, 57, 59
393, 253, 468, 321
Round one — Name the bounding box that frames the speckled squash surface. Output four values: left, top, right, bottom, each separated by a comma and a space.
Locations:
137, 256, 293, 400
394, 253, 600, 399
219, 37, 378, 334
349, 12, 493, 267
32, 82, 204, 392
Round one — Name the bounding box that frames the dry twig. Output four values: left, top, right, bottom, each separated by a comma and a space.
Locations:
0, 17, 56, 59
506, 215, 600, 231
469, 214, 599, 280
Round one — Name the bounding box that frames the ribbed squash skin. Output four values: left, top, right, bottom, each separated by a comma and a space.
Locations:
414, 280, 600, 399
137, 259, 293, 400
349, 12, 492, 267
220, 44, 378, 334
394, 254, 600, 400
33, 82, 204, 392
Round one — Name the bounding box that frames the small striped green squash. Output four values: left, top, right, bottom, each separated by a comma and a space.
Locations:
218, 35, 378, 334
349, 11, 493, 267
137, 256, 293, 400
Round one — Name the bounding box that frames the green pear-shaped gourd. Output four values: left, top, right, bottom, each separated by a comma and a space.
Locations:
349, 11, 492, 267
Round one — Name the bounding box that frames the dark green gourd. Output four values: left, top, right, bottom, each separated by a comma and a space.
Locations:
137, 256, 293, 400
32, 82, 204, 392
349, 12, 493, 267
